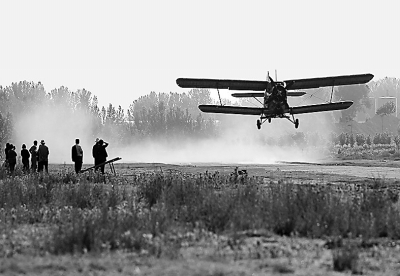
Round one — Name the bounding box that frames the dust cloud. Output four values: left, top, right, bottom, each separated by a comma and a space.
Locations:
113, 111, 336, 165
12, 97, 337, 165
13, 105, 95, 164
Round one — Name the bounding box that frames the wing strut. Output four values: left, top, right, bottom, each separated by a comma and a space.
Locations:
217, 88, 223, 106
329, 80, 335, 103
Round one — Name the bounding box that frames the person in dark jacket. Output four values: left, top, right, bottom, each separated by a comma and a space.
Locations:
4, 143, 10, 160
3, 143, 10, 170
21, 144, 30, 172
29, 140, 38, 172
8, 144, 17, 174
96, 139, 108, 174
92, 138, 99, 171
37, 140, 49, 173
71, 138, 83, 173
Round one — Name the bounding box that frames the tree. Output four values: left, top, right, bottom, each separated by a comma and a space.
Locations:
0, 112, 13, 156
74, 88, 92, 114
376, 101, 396, 133
369, 77, 400, 98
6, 81, 48, 116
50, 86, 72, 108
376, 101, 396, 116
335, 84, 371, 122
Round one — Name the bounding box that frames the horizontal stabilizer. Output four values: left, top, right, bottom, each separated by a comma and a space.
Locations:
231, 93, 264, 98
287, 91, 306, 97
291, 101, 353, 114
231, 91, 306, 98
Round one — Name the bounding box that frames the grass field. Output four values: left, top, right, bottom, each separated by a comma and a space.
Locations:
1, 161, 400, 275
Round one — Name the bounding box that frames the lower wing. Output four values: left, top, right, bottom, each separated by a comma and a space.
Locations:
199, 105, 264, 115
291, 101, 353, 114
198, 101, 353, 116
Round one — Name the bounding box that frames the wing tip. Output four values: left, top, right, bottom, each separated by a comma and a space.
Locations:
177, 78, 197, 88
176, 78, 184, 87
366, 73, 374, 82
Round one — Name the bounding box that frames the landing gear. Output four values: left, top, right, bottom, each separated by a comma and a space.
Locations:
257, 115, 298, 129
284, 113, 300, 129
257, 117, 271, 129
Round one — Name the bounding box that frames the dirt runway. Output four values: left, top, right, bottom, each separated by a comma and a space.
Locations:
117, 159, 400, 185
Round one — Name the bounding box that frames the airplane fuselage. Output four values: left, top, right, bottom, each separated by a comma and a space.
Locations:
263, 84, 289, 115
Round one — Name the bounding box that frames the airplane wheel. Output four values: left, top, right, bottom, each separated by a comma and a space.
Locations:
268, 118, 271, 123
257, 119, 261, 129
295, 119, 299, 129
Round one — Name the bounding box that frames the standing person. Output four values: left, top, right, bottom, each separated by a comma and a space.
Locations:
37, 140, 49, 173
92, 138, 100, 172
4, 143, 10, 160
3, 143, 10, 170
71, 138, 83, 173
8, 144, 17, 174
29, 141, 38, 172
21, 144, 30, 172
96, 139, 108, 174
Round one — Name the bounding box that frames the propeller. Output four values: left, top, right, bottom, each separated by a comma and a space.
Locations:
267, 71, 274, 83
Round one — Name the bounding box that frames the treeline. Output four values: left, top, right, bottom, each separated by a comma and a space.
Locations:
333, 132, 400, 149
0, 81, 218, 153
2, 77, 400, 157
126, 90, 217, 141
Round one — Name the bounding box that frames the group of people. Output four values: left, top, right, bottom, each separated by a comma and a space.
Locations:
3, 140, 49, 174
3, 137, 109, 175
71, 138, 109, 174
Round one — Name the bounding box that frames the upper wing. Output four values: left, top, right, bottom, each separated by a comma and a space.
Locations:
177, 73, 373, 91
291, 101, 353, 114
284, 74, 373, 90
177, 78, 271, 91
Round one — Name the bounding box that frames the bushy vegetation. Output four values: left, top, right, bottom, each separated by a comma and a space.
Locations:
332, 132, 400, 159
333, 132, 394, 147
332, 245, 361, 273
1, 167, 400, 257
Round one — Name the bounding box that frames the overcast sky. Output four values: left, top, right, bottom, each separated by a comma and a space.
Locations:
1, 0, 398, 109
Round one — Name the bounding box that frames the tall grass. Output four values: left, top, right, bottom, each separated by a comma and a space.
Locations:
1, 168, 400, 255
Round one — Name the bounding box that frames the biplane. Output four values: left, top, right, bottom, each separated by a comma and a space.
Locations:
176, 73, 374, 129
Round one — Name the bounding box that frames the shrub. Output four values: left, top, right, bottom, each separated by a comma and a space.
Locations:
332, 245, 361, 273
348, 134, 355, 147
2, 170, 400, 256
355, 134, 366, 146
394, 135, 400, 151
366, 135, 372, 146
338, 133, 347, 146
373, 133, 391, 145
